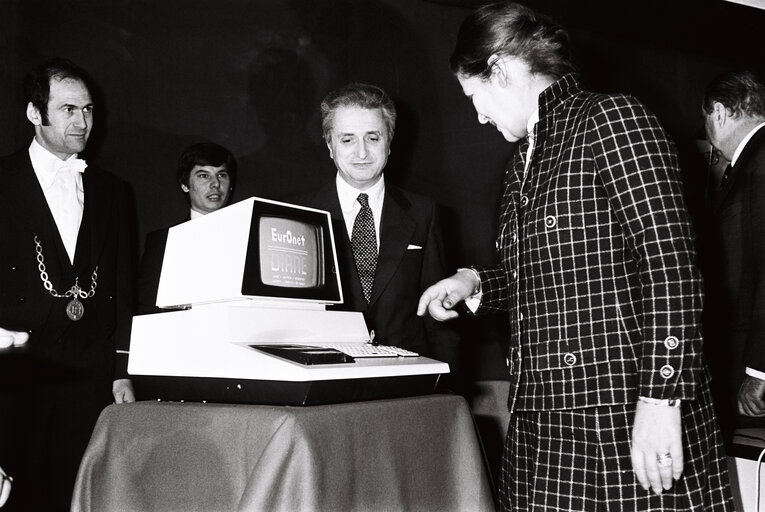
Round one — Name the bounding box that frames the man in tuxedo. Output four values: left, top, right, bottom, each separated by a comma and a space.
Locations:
0, 58, 135, 510
702, 70, 765, 435
298, 82, 459, 379
137, 142, 237, 314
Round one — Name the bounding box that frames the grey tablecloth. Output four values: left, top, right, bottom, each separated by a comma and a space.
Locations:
72, 394, 495, 512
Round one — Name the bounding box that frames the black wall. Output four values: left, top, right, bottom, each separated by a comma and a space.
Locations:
1, 0, 763, 384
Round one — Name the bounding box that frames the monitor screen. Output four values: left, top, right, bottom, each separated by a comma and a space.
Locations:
240, 198, 342, 303
259, 216, 323, 289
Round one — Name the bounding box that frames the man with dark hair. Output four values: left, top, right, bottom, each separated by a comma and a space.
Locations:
138, 142, 237, 313
22, 57, 94, 126
702, 70, 765, 434
418, 2, 731, 510
0, 58, 136, 510
298, 82, 460, 382
176, 141, 238, 213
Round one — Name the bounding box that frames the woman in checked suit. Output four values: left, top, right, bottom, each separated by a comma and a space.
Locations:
418, 2, 733, 510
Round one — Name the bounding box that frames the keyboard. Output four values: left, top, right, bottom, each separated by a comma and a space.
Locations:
319, 343, 419, 358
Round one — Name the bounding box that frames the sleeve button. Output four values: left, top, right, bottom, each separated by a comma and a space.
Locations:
664, 336, 679, 350
659, 364, 675, 379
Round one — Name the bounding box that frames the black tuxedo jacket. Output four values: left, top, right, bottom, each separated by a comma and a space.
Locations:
296, 180, 459, 370
0, 149, 135, 378
707, 125, 765, 378
137, 216, 190, 315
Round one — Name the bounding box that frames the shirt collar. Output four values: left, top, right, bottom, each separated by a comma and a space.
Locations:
28, 138, 84, 189
336, 173, 385, 212
190, 208, 205, 220
731, 122, 765, 167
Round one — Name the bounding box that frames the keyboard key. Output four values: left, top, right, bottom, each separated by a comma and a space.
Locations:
319, 343, 418, 358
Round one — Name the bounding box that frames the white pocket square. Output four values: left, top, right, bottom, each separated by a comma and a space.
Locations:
407, 244, 422, 250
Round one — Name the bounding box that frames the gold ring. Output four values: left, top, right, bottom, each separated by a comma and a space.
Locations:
656, 453, 672, 468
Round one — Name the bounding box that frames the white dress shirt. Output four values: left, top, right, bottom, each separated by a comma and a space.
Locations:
29, 138, 86, 263
523, 108, 540, 175
336, 173, 385, 249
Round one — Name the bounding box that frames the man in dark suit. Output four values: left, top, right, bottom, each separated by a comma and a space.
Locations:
0, 58, 135, 510
137, 142, 237, 314
702, 70, 765, 434
419, 3, 731, 509
297, 82, 459, 378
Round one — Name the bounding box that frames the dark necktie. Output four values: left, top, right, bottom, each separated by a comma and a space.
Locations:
719, 164, 733, 189
351, 193, 377, 303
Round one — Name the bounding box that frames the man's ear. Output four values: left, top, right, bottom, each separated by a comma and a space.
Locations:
326, 140, 334, 159
713, 101, 735, 126
180, 184, 189, 193
26, 102, 42, 126
487, 54, 508, 87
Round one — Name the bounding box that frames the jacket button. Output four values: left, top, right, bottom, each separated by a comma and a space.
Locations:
659, 365, 675, 379
563, 352, 577, 366
19, 296, 26, 303
545, 215, 557, 228
520, 195, 529, 207
664, 336, 679, 350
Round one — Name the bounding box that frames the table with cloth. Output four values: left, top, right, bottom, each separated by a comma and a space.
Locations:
72, 394, 495, 511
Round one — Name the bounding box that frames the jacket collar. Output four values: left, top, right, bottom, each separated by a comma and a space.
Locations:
537, 73, 583, 124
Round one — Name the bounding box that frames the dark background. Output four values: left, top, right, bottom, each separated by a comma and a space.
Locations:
1, 0, 763, 386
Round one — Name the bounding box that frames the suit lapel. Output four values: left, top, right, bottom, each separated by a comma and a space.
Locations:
75, 167, 110, 272
1, 151, 72, 282
370, 184, 415, 305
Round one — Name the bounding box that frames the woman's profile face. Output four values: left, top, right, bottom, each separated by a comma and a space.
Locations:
457, 56, 539, 143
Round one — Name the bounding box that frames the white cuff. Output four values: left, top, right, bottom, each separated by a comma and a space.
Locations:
638, 396, 681, 408
745, 367, 765, 380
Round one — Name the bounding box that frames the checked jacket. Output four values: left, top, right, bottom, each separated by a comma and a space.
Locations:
473, 74, 706, 413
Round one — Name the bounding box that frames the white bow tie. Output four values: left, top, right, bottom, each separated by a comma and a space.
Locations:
57, 158, 88, 174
